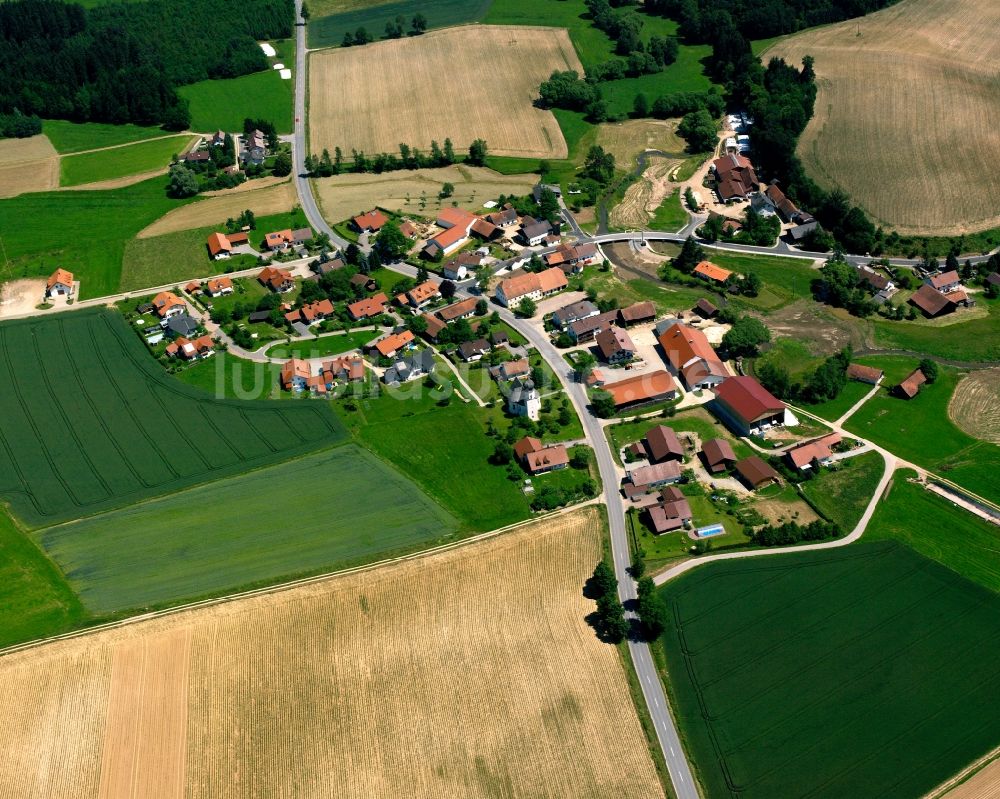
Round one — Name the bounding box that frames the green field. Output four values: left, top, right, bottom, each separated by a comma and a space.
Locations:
179, 69, 293, 135
42, 120, 171, 154
174, 352, 284, 400
0, 510, 84, 649
36, 445, 457, 614
0, 310, 344, 528
657, 541, 1000, 799
801, 379, 871, 421
845, 361, 1000, 505
799, 450, 883, 531
0, 175, 189, 298
266, 329, 378, 359
309, 0, 492, 48
709, 251, 817, 313
59, 135, 196, 187
120, 209, 310, 290
866, 470, 1000, 593
872, 299, 1000, 362
648, 188, 688, 233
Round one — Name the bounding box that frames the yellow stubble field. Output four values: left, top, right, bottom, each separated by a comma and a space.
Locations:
0, 507, 665, 799
0, 135, 59, 198
309, 25, 583, 160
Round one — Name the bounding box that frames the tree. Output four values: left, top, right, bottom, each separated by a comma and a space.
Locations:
491, 440, 513, 465
574, 351, 597, 381
475, 299, 488, 315
416, 265, 429, 283
722, 316, 771, 357
167, 164, 199, 198
636, 576, 668, 640
475, 265, 492, 293
919, 358, 939, 383
757, 361, 793, 399
569, 445, 588, 467
439, 181, 454, 199
587, 561, 617, 599
354, 26, 371, 44
582, 145, 615, 184
272, 151, 292, 177
672, 235, 704, 274
632, 92, 650, 118
345, 242, 361, 265
374, 221, 409, 261
440, 279, 456, 299
677, 109, 717, 153
516, 297, 537, 318
591, 390, 616, 418
443, 138, 455, 164
467, 139, 488, 166
411, 12, 427, 34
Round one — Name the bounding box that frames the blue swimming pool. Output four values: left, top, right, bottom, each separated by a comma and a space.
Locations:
695, 523, 726, 538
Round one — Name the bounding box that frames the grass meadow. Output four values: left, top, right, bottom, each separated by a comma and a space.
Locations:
265, 329, 377, 359
648, 188, 688, 233
37, 445, 458, 614
799, 450, 883, 531
0, 175, 189, 298
42, 119, 170, 154
308, 0, 492, 48
0, 310, 344, 528
59, 135, 196, 186
179, 69, 293, 134
656, 541, 1000, 799
872, 298, 1000, 362
844, 361, 1000, 505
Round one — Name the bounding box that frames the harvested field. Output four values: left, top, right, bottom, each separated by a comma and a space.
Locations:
941, 757, 1000, 799
594, 119, 685, 169
0, 278, 47, 319
312, 165, 537, 224
0, 134, 59, 198
770, 0, 1000, 235
137, 180, 295, 238
610, 155, 681, 230
948, 369, 1000, 444
309, 26, 581, 159
0, 508, 665, 799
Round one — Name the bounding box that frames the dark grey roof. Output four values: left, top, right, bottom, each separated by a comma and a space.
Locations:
166, 314, 198, 336
248, 310, 272, 323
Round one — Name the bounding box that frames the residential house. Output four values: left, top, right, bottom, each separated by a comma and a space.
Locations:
701, 439, 736, 474
314, 258, 347, 276
733, 456, 781, 490
617, 301, 656, 327
519, 219, 552, 246
264, 230, 295, 252
442, 252, 484, 281
846, 363, 883, 384
182, 150, 211, 165
786, 433, 843, 471
513, 435, 543, 462
508, 378, 541, 420
399, 220, 418, 239
490, 329, 509, 348
284, 299, 334, 326
524, 444, 569, 475
493, 358, 530, 382
857, 266, 894, 294
712, 376, 786, 436
184, 280, 201, 295
694, 298, 718, 318
151, 291, 186, 319
495, 267, 568, 308
761, 181, 802, 222
206, 232, 237, 260
646, 487, 693, 534
712, 153, 759, 201
396, 280, 440, 310
206, 277, 233, 297
210, 130, 226, 147
895, 369, 927, 399
595, 326, 635, 364
627, 460, 682, 491
458, 338, 490, 362
257, 266, 294, 293
383, 348, 435, 385
552, 300, 599, 330
322, 355, 365, 384
423, 207, 479, 258
373, 330, 415, 359
987, 272, 1000, 289
601, 371, 678, 410
347, 292, 389, 320
420, 313, 447, 341
165, 314, 198, 338
485, 205, 518, 228
533, 182, 562, 201
693, 261, 733, 284
281, 358, 311, 392
165, 334, 215, 361
353, 209, 389, 233
645, 425, 684, 463
544, 242, 599, 273
437, 297, 478, 322
657, 322, 728, 390
909, 284, 956, 317
292, 228, 312, 246
350, 273, 378, 293
926, 270, 962, 293
46, 268, 74, 298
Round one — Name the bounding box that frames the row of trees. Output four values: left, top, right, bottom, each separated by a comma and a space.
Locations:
757, 347, 851, 404
749, 519, 840, 546
0, 0, 293, 128
305, 138, 487, 176
340, 12, 426, 47
0, 109, 42, 139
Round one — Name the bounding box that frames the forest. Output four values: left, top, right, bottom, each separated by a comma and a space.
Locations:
0, 0, 293, 130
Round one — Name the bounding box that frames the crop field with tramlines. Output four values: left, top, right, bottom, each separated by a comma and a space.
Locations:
769, 0, 1000, 235
0, 508, 665, 799
655, 541, 1000, 799
0, 309, 344, 527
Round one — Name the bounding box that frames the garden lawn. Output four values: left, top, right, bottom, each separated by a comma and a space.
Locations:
0, 510, 84, 649
42, 119, 170, 154
174, 352, 284, 400
120, 209, 310, 291
0, 309, 344, 528
179, 70, 293, 135
656, 541, 1000, 799
844, 363, 1000, 505
866, 469, 1000, 592
37, 445, 456, 614
709, 250, 817, 313
266, 329, 379, 359
799, 450, 883, 531
309, 0, 492, 48
59, 135, 197, 186
0, 176, 190, 298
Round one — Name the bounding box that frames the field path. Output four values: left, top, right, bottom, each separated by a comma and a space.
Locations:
59, 132, 201, 157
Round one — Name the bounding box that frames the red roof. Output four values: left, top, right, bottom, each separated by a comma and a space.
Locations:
513, 436, 543, 461
353, 209, 389, 232
734, 456, 780, 488
347, 292, 388, 319
701, 438, 736, 471
909, 284, 952, 316
714, 376, 785, 423
602, 371, 677, 407
645, 425, 683, 462
897, 368, 927, 398
206, 232, 231, 256
846, 363, 883, 384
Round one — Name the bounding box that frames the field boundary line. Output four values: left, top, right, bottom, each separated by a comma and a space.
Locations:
57, 132, 198, 158
924, 744, 1000, 799
0, 502, 598, 660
